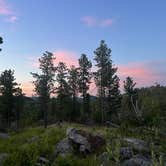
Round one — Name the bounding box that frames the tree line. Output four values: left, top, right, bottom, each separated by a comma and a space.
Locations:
0, 38, 166, 130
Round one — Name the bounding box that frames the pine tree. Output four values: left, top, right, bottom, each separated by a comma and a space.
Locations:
94, 40, 121, 123
31, 51, 55, 128
56, 62, 71, 120
124, 76, 137, 97
0, 37, 3, 52
68, 65, 79, 120
15, 88, 24, 131
78, 54, 92, 119
107, 75, 121, 121
0, 69, 19, 129
123, 76, 138, 117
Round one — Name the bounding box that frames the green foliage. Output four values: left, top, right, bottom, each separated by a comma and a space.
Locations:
94, 40, 121, 123
53, 155, 99, 166
78, 54, 92, 118
0, 69, 21, 129
31, 51, 55, 128
0, 36, 2, 52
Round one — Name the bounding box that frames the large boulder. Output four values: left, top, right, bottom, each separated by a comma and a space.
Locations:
54, 138, 73, 157
0, 133, 10, 139
67, 128, 105, 154
120, 147, 133, 161
54, 128, 105, 158
123, 138, 150, 153
121, 155, 152, 166
0, 153, 8, 165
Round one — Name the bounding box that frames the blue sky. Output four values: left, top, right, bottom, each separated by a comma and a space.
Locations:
0, 0, 166, 95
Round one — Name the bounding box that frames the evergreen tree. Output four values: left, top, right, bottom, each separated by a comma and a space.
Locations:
56, 62, 71, 120
0, 37, 3, 52
68, 65, 79, 120
78, 54, 92, 119
94, 40, 121, 123
15, 88, 24, 131
123, 76, 142, 121
31, 51, 55, 128
123, 76, 137, 110
107, 75, 121, 121
0, 69, 19, 129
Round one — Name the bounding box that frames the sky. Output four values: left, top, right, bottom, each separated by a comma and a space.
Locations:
0, 0, 166, 96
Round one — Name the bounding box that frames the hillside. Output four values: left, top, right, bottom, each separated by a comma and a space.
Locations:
0, 123, 165, 166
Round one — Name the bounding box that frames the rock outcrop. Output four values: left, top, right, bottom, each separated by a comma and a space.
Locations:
55, 128, 105, 157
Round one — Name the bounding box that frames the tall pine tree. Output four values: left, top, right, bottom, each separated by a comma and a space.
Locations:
94, 40, 121, 123
68, 65, 79, 120
31, 51, 55, 128
78, 54, 92, 120
0, 69, 19, 129
0, 37, 3, 52
56, 62, 71, 120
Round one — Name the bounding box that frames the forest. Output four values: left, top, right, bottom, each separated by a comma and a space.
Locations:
0, 37, 166, 166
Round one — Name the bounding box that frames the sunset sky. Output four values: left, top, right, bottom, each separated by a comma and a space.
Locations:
0, 0, 166, 96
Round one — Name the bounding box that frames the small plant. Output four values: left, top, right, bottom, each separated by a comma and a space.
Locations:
151, 143, 164, 166
106, 139, 121, 165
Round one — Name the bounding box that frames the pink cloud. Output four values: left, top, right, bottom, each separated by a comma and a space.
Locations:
6, 15, 17, 23
100, 19, 113, 27
81, 16, 97, 26
0, 0, 17, 23
81, 16, 113, 27
118, 62, 164, 87
20, 82, 34, 97
0, 0, 11, 15
53, 50, 78, 67
28, 50, 78, 69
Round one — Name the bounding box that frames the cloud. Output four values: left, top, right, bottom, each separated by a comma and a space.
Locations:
81, 16, 97, 26
27, 54, 166, 96
6, 15, 17, 23
28, 50, 79, 69
0, 0, 11, 15
118, 61, 166, 88
0, 0, 17, 23
53, 50, 78, 67
100, 19, 113, 27
81, 16, 113, 27
20, 82, 34, 97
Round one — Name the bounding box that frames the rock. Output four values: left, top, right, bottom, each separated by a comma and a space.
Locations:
36, 157, 50, 166
67, 128, 105, 154
121, 155, 152, 166
55, 128, 105, 158
28, 136, 39, 143
120, 147, 133, 160
54, 138, 73, 157
99, 152, 110, 166
67, 128, 91, 153
0, 153, 8, 165
105, 121, 119, 128
0, 133, 10, 139
123, 138, 149, 153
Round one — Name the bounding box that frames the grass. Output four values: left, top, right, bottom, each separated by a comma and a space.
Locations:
0, 123, 165, 166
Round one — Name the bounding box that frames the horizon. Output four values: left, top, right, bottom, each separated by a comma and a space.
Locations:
0, 0, 166, 96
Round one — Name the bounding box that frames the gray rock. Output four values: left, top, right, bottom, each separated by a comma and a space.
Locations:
54, 138, 73, 157
123, 138, 149, 153
67, 128, 91, 153
0, 153, 8, 165
120, 147, 133, 160
0, 133, 10, 139
28, 136, 39, 143
121, 155, 151, 166
36, 157, 50, 166
99, 152, 110, 166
